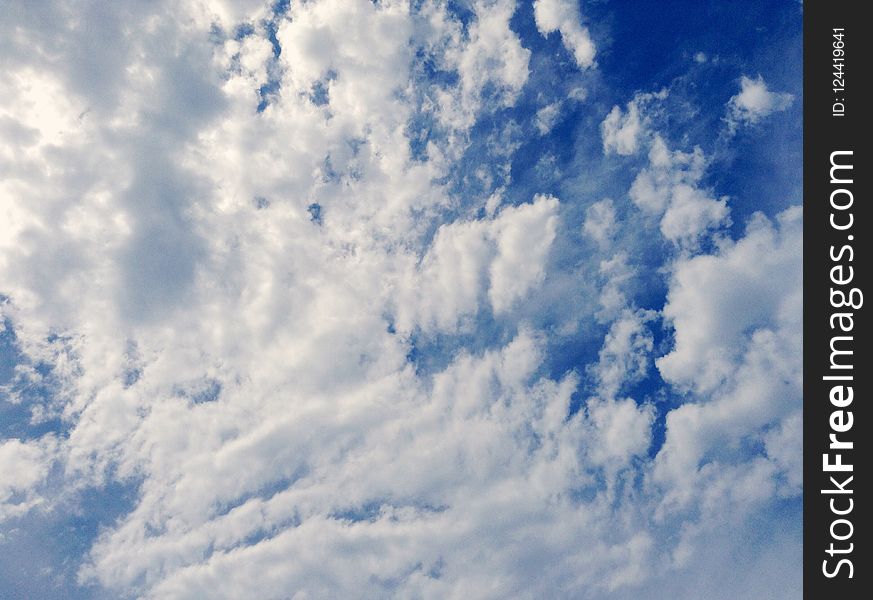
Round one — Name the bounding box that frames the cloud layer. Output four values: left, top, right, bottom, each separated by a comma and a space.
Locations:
1, 1, 802, 598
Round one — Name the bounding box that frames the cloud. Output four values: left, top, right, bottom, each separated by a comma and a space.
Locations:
433, 0, 532, 134
726, 75, 793, 132
600, 89, 668, 156
655, 207, 802, 508
591, 308, 655, 400
657, 207, 801, 394
629, 136, 729, 247
75, 329, 660, 599
587, 397, 654, 470
278, 0, 413, 121
0, 1, 802, 597
488, 195, 560, 314
595, 252, 637, 321
533, 0, 596, 69
534, 101, 562, 135
397, 193, 559, 332
0, 437, 56, 520
601, 102, 643, 155
583, 198, 617, 246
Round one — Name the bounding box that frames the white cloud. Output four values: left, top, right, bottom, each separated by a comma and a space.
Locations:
592, 308, 655, 399
601, 102, 642, 155
194, 0, 272, 29
0, 437, 56, 521
488, 195, 560, 314
654, 207, 802, 509
74, 329, 664, 599
600, 90, 667, 156
535, 101, 563, 135
402, 218, 493, 332
764, 410, 802, 494
583, 198, 617, 246
659, 183, 730, 244
596, 252, 636, 321
398, 194, 560, 331
434, 0, 532, 134
279, 0, 413, 124
533, 0, 596, 69
657, 207, 801, 394
587, 397, 654, 469
629, 136, 729, 246
726, 75, 793, 132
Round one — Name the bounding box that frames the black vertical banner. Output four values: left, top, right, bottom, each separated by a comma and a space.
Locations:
804, 2, 870, 598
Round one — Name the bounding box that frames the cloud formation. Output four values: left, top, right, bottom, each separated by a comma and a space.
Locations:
0, 1, 802, 598
726, 74, 794, 132
629, 136, 729, 247
600, 90, 666, 156
533, 0, 596, 69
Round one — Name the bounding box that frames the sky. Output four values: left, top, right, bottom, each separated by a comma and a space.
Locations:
0, 1, 802, 598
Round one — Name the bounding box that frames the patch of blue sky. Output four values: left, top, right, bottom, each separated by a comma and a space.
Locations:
405, 315, 508, 380
442, 0, 477, 32
407, 52, 460, 163
0, 480, 141, 600
271, 0, 291, 17
330, 500, 384, 524
0, 323, 73, 442
307, 202, 323, 225
176, 378, 223, 405
516, 0, 799, 223
233, 22, 256, 40
331, 500, 448, 525
589, 0, 799, 93
0, 398, 66, 442
1, 325, 142, 597
309, 75, 332, 107
263, 4, 287, 59
0, 316, 19, 388
219, 465, 309, 514
257, 78, 282, 113
587, 0, 802, 226
254, 1, 292, 113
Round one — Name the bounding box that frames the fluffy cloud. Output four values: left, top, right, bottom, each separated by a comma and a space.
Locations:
655, 207, 802, 508
488, 195, 560, 314
433, 0, 532, 135
533, 0, 596, 69
657, 207, 801, 394
75, 329, 662, 599
600, 90, 666, 156
278, 0, 413, 124
601, 102, 643, 155
0, 437, 56, 520
587, 397, 654, 470
591, 309, 655, 400
595, 252, 637, 321
396, 194, 560, 332
629, 136, 729, 246
726, 75, 793, 132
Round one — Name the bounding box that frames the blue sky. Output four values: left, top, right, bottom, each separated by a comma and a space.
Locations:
1, 1, 801, 598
